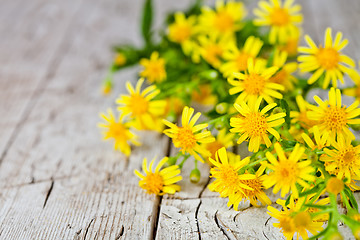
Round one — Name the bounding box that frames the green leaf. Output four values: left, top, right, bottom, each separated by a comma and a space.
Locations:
280, 99, 291, 129
142, 0, 153, 47
344, 187, 358, 211
298, 182, 325, 197
285, 194, 291, 206
303, 204, 329, 210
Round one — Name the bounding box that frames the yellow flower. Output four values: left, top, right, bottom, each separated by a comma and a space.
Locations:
98, 109, 140, 156
197, 34, 232, 68
114, 53, 126, 66
116, 78, 167, 131
228, 165, 271, 210
343, 69, 360, 101
298, 28, 356, 89
139, 52, 166, 83
163, 106, 215, 162
321, 136, 360, 183
230, 97, 286, 152
191, 84, 217, 106
268, 196, 324, 240
168, 12, 197, 55
254, 0, 302, 44
134, 157, 182, 195
307, 87, 360, 144
278, 27, 301, 57
199, 0, 247, 37
301, 126, 328, 151
220, 36, 263, 77
208, 147, 257, 209
228, 58, 283, 104
269, 49, 298, 91
201, 129, 234, 161
263, 142, 315, 197
290, 95, 319, 130
326, 177, 344, 195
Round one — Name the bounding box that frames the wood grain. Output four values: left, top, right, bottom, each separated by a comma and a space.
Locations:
0, 0, 359, 239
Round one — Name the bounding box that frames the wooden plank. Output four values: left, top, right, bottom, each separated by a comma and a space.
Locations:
0, 0, 198, 239
154, 1, 360, 239
0, 0, 83, 158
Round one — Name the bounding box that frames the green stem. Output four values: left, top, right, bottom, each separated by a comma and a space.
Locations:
178, 154, 190, 169
205, 113, 237, 126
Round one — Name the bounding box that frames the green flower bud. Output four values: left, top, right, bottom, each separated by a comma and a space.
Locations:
190, 168, 201, 183
216, 103, 228, 114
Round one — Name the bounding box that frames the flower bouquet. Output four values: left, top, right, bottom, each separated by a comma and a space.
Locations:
98, 0, 360, 239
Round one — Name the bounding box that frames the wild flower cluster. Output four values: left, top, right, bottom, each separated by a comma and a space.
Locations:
98, 0, 360, 239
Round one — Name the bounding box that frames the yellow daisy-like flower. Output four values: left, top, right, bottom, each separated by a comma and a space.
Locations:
268, 196, 324, 240
208, 147, 255, 202
307, 87, 360, 144
269, 50, 298, 91
116, 78, 167, 131
263, 142, 315, 197
301, 126, 329, 151
201, 129, 234, 161
220, 36, 263, 77
228, 165, 271, 210
298, 28, 356, 89
134, 157, 182, 195
199, 0, 247, 37
139, 52, 166, 83
197, 34, 232, 68
228, 58, 283, 104
163, 106, 215, 162
254, 0, 303, 44
168, 12, 197, 55
321, 136, 360, 183
191, 84, 217, 106
290, 95, 319, 130
98, 109, 140, 156
230, 97, 286, 152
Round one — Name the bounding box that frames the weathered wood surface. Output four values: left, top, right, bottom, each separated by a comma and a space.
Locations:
0, 0, 359, 239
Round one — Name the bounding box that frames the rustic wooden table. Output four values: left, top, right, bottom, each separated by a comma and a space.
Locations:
0, 0, 359, 239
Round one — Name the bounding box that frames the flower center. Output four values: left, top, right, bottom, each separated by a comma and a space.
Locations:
206, 141, 225, 159
326, 177, 344, 195
170, 24, 191, 43
218, 165, 239, 186
144, 173, 164, 194
176, 127, 197, 150
129, 94, 149, 116
294, 212, 312, 228
270, 69, 287, 84
214, 11, 234, 32
276, 161, 299, 184
204, 44, 223, 65
270, 8, 290, 26
323, 106, 347, 131
235, 53, 251, 71
279, 216, 295, 233
244, 112, 268, 137
243, 73, 266, 95
109, 122, 128, 140
338, 148, 357, 167
316, 47, 340, 70
148, 62, 164, 77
